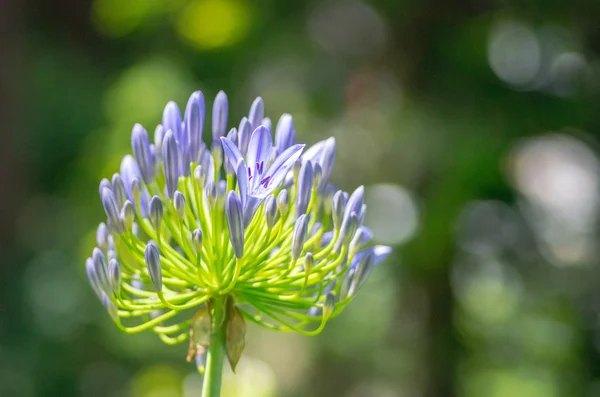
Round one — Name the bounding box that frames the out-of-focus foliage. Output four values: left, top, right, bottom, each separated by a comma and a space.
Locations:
4, 0, 600, 396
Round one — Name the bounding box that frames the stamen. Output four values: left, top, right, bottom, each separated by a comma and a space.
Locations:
261, 176, 271, 188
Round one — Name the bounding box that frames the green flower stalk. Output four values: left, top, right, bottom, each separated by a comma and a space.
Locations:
85, 91, 392, 396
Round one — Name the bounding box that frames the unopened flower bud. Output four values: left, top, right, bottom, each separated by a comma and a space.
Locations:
349, 228, 364, 258
248, 96, 264, 130
108, 258, 121, 295
263, 195, 277, 228
99, 178, 112, 195
162, 130, 180, 198
120, 200, 135, 231
144, 241, 162, 292
275, 114, 295, 153
102, 292, 118, 321
332, 190, 346, 230
291, 214, 309, 261
277, 189, 289, 216
226, 191, 244, 259
212, 90, 228, 141
92, 247, 110, 293
112, 173, 127, 209
323, 291, 336, 320
185, 91, 205, 163
101, 187, 123, 233
96, 222, 109, 252
174, 191, 186, 219
149, 195, 163, 231
132, 123, 155, 184
304, 252, 314, 274
192, 228, 203, 253
296, 161, 313, 217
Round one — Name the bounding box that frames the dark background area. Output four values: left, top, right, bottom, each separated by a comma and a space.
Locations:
3, 0, 600, 396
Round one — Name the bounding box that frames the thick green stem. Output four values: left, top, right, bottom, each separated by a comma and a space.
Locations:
201, 297, 228, 397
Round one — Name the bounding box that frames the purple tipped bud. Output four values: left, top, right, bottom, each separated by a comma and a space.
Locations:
92, 248, 110, 293
357, 203, 367, 225
211, 140, 223, 169
344, 186, 364, 221
263, 194, 277, 228
248, 97, 264, 129
86, 258, 102, 299
163, 101, 183, 147
292, 159, 302, 181
291, 214, 309, 261
192, 228, 203, 253
132, 124, 155, 184
226, 191, 244, 259
217, 180, 227, 210
99, 178, 112, 195
101, 188, 123, 233
111, 174, 127, 209
332, 190, 346, 230
354, 251, 375, 290
162, 130, 180, 198
131, 178, 141, 203
317, 137, 336, 192
96, 222, 109, 252
340, 268, 355, 300
185, 91, 205, 163
193, 165, 205, 187
262, 117, 272, 131
277, 189, 289, 216
174, 191, 186, 219
323, 291, 336, 319
238, 117, 251, 156
108, 258, 121, 295
212, 91, 228, 141
337, 212, 359, 250
150, 144, 160, 175
349, 228, 364, 257
149, 195, 163, 231
144, 241, 162, 292
102, 292, 118, 321
121, 200, 135, 231
296, 161, 313, 217
275, 114, 296, 153
154, 125, 165, 157
205, 181, 217, 209
313, 163, 323, 188
304, 252, 314, 273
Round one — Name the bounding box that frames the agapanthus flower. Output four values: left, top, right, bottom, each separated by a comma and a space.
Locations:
85, 90, 392, 390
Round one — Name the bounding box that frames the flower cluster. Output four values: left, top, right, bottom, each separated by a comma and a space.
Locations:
85, 90, 391, 368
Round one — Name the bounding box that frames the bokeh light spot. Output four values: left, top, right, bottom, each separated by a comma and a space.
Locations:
364, 184, 418, 245
92, 0, 177, 37
488, 20, 541, 87
176, 0, 252, 50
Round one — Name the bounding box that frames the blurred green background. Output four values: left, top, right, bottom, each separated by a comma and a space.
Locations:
3, 0, 600, 396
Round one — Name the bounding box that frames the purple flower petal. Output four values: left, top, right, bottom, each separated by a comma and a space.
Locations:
253, 144, 305, 197
220, 136, 244, 172
246, 125, 273, 190
235, 158, 248, 206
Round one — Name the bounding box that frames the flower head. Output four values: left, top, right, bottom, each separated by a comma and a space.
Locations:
85, 90, 392, 366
